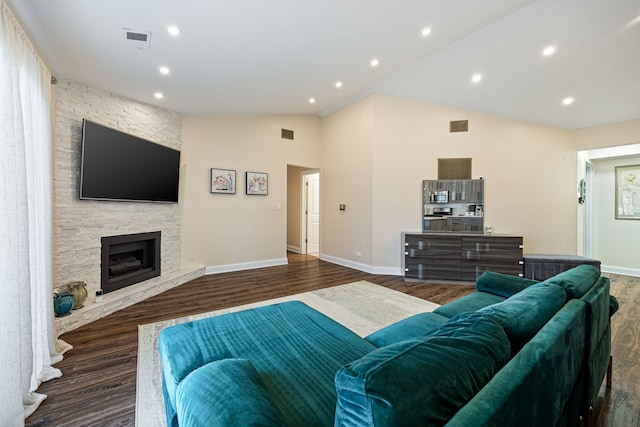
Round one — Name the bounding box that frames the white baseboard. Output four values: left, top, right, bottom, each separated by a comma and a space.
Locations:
205, 258, 288, 275
601, 264, 640, 278
373, 265, 403, 275
319, 254, 401, 276
287, 245, 301, 254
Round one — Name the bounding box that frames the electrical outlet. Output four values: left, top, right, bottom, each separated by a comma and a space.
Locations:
355, 251, 362, 257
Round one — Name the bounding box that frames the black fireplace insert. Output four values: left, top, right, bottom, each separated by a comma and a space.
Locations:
101, 231, 161, 293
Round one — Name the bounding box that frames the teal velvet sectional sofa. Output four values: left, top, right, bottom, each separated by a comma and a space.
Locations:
158, 265, 617, 426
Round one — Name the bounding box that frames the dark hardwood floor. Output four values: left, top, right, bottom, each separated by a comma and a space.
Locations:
26, 254, 638, 426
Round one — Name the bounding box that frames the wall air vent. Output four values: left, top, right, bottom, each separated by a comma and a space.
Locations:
281, 129, 294, 140
123, 29, 151, 50
438, 158, 472, 179
450, 120, 469, 132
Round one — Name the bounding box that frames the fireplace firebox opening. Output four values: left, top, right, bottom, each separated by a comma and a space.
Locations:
101, 231, 161, 293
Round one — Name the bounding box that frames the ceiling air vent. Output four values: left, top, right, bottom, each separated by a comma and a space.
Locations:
123, 29, 151, 50
450, 120, 469, 132
281, 129, 294, 140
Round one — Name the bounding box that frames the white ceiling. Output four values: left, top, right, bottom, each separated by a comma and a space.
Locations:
10, 0, 640, 130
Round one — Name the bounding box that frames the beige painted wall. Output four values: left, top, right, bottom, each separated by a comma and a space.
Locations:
181, 94, 596, 274
592, 155, 640, 272
181, 115, 321, 270
322, 94, 578, 272
577, 119, 640, 150
321, 97, 374, 267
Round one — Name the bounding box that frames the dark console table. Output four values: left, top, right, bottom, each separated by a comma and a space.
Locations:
402, 232, 524, 283
523, 254, 601, 281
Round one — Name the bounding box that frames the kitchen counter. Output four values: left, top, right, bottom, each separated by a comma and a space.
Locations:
423, 215, 484, 233
409, 231, 520, 237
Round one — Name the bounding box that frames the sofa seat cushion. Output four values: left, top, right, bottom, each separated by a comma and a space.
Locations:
159, 301, 376, 427
176, 359, 287, 427
334, 312, 511, 426
479, 282, 567, 352
434, 291, 505, 318
476, 271, 539, 298
546, 264, 601, 299
365, 312, 449, 347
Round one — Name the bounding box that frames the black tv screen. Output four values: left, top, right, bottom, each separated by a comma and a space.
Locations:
80, 119, 180, 203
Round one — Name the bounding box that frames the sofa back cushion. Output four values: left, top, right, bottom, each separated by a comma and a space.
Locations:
545, 264, 601, 299
364, 312, 449, 347
479, 282, 567, 352
433, 291, 505, 318
334, 312, 510, 426
476, 271, 539, 298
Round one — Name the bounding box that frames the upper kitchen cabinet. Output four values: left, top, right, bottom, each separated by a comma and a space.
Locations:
467, 179, 484, 203
423, 179, 484, 204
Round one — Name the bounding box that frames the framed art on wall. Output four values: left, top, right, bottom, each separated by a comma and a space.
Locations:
211, 168, 236, 194
246, 171, 268, 195
615, 164, 640, 219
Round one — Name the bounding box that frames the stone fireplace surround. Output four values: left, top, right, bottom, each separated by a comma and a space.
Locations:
53, 80, 203, 335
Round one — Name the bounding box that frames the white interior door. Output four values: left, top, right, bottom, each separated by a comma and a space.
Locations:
304, 172, 320, 254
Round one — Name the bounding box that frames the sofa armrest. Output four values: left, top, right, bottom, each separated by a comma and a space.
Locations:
446, 299, 587, 427
609, 295, 619, 316
176, 359, 287, 426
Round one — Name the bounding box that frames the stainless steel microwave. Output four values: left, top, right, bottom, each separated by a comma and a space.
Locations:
429, 190, 449, 204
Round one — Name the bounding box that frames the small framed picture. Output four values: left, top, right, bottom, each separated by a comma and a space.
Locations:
246, 171, 268, 195
615, 164, 640, 219
210, 168, 236, 194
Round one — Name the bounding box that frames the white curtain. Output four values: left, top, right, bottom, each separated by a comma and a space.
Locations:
1, 1, 69, 424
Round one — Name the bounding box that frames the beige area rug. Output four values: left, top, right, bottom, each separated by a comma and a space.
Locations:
135, 280, 440, 427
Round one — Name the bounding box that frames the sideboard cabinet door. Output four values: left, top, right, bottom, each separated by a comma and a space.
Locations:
460, 236, 523, 282
403, 234, 461, 281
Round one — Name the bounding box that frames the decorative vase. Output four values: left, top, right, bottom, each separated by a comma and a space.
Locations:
65, 281, 88, 309
53, 292, 74, 317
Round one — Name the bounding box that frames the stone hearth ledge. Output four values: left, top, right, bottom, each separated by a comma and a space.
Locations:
54, 266, 205, 336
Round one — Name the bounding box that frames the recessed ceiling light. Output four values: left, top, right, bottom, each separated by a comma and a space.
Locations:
159, 66, 170, 75
542, 46, 556, 56
167, 26, 181, 36
562, 97, 574, 105
421, 27, 432, 37
370, 58, 379, 67
471, 74, 482, 83
335, 81, 343, 88
154, 92, 164, 99
309, 98, 316, 104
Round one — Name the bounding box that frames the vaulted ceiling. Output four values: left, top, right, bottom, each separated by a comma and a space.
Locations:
11, 0, 640, 129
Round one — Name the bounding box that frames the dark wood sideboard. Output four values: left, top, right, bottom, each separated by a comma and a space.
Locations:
402, 232, 524, 283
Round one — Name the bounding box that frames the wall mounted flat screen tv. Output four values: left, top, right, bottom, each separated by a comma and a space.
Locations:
80, 119, 180, 203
